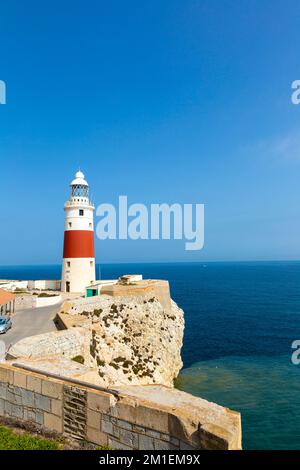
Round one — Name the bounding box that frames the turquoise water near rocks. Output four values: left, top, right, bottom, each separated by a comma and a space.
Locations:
0, 261, 300, 449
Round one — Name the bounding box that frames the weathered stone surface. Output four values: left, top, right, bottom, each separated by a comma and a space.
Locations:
44, 413, 63, 433
9, 329, 89, 361
7, 280, 184, 389
87, 390, 116, 412
27, 375, 42, 393
86, 427, 108, 446
114, 385, 242, 450
0, 363, 242, 450
13, 371, 27, 388
35, 394, 51, 412
51, 398, 62, 417
66, 286, 184, 387
41, 379, 63, 399
13, 357, 89, 378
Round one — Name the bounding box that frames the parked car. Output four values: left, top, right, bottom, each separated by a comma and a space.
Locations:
0, 316, 12, 334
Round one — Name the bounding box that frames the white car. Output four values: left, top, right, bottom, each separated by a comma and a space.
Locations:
0, 316, 12, 334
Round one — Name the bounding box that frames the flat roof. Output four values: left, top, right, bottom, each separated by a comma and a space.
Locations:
0, 288, 16, 306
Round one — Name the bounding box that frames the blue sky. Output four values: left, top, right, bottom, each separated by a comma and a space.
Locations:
1, 0, 300, 264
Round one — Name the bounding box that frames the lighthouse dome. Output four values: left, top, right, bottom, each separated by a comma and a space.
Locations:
71, 170, 88, 186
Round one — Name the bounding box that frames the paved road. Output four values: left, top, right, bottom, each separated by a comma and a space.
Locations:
0, 303, 61, 350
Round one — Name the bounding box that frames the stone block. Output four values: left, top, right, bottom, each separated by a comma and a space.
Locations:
108, 437, 132, 450
35, 394, 51, 412
35, 410, 44, 425
139, 434, 155, 450
21, 389, 35, 407
145, 429, 160, 439
110, 401, 138, 423
101, 416, 113, 435
0, 367, 13, 384
86, 426, 108, 446
4, 401, 11, 415
0, 398, 4, 415
112, 425, 120, 438
133, 424, 145, 434
44, 413, 62, 433
51, 399, 62, 417
87, 409, 100, 429
7, 390, 22, 405
117, 418, 133, 430
154, 438, 178, 450
0, 383, 6, 400
27, 375, 42, 393
11, 404, 23, 419
179, 440, 196, 450
87, 391, 113, 412
170, 436, 179, 446
42, 380, 63, 399
23, 408, 43, 425
135, 406, 169, 434
13, 371, 27, 388
119, 428, 139, 449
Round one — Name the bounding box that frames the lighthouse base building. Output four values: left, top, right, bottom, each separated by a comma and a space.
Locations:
62, 171, 96, 293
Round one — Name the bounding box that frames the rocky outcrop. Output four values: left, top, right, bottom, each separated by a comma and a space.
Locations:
10, 279, 185, 388
67, 291, 184, 387
59, 279, 184, 387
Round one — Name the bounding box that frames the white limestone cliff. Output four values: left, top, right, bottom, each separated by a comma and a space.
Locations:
78, 294, 184, 387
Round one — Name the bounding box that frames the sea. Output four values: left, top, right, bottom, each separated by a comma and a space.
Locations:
0, 260, 299, 450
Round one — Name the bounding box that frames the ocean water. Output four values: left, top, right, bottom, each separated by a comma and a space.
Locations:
1, 261, 300, 449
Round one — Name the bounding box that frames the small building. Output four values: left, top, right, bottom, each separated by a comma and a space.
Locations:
85, 275, 143, 298
0, 289, 16, 316
86, 280, 118, 297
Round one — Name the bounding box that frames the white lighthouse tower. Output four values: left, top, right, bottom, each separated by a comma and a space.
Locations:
61, 170, 96, 293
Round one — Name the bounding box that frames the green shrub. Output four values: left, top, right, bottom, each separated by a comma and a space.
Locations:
37, 293, 58, 298
0, 425, 60, 450
72, 355, 85, 364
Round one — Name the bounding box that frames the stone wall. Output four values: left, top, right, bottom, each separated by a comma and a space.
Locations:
0, 363, 242, 450
8, 329, 90, 362
15, 294, 35, 311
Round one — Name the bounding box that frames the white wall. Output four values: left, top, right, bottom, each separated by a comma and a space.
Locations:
35, 294, 62, 308
28, 280, 61, 291
0, 281, 28, 291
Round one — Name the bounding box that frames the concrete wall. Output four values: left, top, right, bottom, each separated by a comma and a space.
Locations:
35, 294, 62, 308
0, 280, 61, 292
0, 281, 29, 291
0, 363, 242, 450
28, 280, 61, 291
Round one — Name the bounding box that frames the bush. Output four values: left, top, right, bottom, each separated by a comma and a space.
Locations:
72, 355, 85, 364
37, 293, 58, 298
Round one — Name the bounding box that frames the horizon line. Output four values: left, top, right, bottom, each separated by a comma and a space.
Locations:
1, 259, 300, 268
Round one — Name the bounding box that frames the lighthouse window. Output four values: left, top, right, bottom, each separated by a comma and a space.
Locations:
71, 184, 88, 198
79, 209, 84, 216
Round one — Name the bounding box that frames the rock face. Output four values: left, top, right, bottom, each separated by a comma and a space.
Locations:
67, 281, 184, 387
9, 279, 185, 388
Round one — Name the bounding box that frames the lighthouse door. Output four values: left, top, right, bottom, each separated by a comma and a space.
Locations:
66, 281, 70, 293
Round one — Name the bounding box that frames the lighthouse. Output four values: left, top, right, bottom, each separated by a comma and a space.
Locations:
61, 170, 96, 293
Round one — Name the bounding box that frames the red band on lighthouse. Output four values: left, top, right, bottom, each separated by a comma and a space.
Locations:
63, 230, 95, 258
